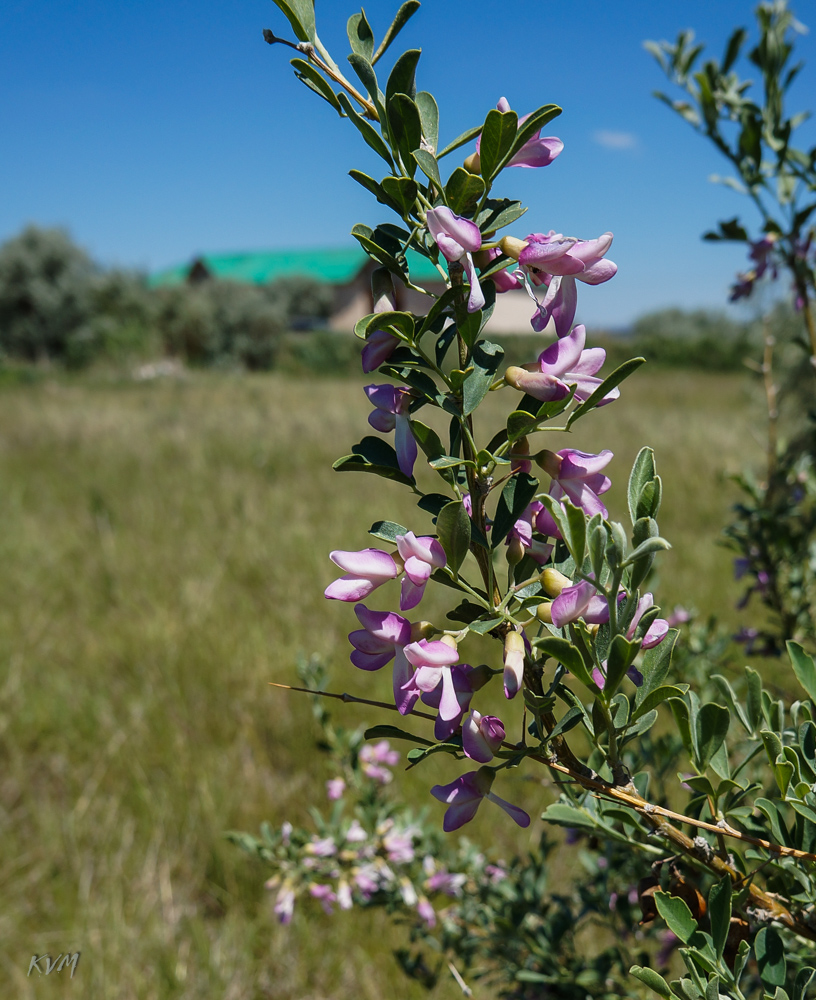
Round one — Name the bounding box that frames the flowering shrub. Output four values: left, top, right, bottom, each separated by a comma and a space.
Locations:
235, 2, 816, 997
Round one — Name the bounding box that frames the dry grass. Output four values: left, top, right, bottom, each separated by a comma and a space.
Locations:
0, 366, 764, 997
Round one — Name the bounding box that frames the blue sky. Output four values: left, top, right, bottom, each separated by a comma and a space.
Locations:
2, 0, 814, 327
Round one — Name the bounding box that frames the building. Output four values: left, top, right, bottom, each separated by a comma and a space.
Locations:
150, 246, 535, 334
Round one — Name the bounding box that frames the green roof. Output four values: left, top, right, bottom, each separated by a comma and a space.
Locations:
149, 246, 443, 288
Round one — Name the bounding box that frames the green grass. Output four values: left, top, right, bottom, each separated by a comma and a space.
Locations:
0, 367, 766, 997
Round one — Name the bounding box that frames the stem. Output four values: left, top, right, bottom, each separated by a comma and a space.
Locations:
761, 315, 778, 483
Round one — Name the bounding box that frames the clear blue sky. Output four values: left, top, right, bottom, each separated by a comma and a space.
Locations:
2, 0, 814, 327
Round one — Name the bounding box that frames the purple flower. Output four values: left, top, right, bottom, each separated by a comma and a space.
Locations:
383, 828, 416, 863
431, 767, 530, 832
505, 501, 553, 565
348, 604, 418, 714
426, 207, 485, 313
404, 638, 462, 723
361, 329, 399, 372
538, 448, 613, 523
416, 896, 436, 927
551, 579, 610, 628
395, 531, 446, 610
425, 868, 467, 896
273, 884, 296, 924
360, 740, 399, 782
626, 592, 669, 649
666, 605, 691, 627
326, 777, 346, 800
309, 883, 337, 915
364, 384, 417, 477
308, 836, 337, 857
482, 247, 524, 292
420, 662, 480, 740
476, 97, 564, 169
463, 709, 506, 762
505, 325, 619, 406
526, 273, 579, 336
519, 230, 617, 284
324, 547, 399, 602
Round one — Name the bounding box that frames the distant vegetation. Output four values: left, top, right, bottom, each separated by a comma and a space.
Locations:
0, 226, 332, 371
0, 225, 798, 377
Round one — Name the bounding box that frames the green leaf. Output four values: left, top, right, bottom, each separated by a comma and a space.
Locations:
566, 357, 645, 428
413, 148, 442, 190
537, 636, 595, 689
445, 167, 485, 215
545, 706, 584, 741
290, 58, 342, 113
410, 419, 445, 460
627, 447, 656, 526
462, 340, 504, 414
788, 641, 816, 702
333, 436, 415, 486
336, 92, 394, 166
793, 968, 816, 1000
756, 926, 787, 990
668, 697, 694, 758
695, 703, 730, 770
629, 966, 672, 999
438, 124, 482, 159
604, 635, 642, 696
479, 108, 518, 181
655, 891, 697, 944
364, 724, 432, 745
271, 0, 315, 42
347, 11, 374, 60
562, 500, 587, 569
506, 409, 540, 443
436, 501, 471, 574
347, 53, 386, 123
407, 740, 462, 765
475, 198, 527, 234
540, 802, 596, 829
385, 48, 420, 107
388, 93, 422, 176
625, 534, 671, 565
351, 223, 406, 278
371, 0, 420, 65
708, 877, 731, 959
468, 616, 504, 635
415, 91, 439, 151
368, 519, 409, 542
631, 685, 687, 723
636, 629, 678, 701
492, 472, 539, 544
381, 174, 419, 214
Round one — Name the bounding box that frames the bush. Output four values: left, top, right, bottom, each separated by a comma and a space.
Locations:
629, 307, 760, 370
0, 225, 97, 363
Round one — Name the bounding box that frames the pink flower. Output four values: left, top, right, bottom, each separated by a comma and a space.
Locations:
626, 592, 669, 649
477, 97, 563, 169
348, 604, 418, 714
483, 248, 523, 292
426, 207, 485, 313
360, 740, 399, 782
462, 710, 506, 763
324, 548, 399, 602
404, 638, 461, 723
505, 326, 618, 406
417, 896, 436, 927
364, 384, 417, 477
431, 768, 530, 832
309, 883, 337, 915
395, 531, 446, 610
538, 448, 613, 523
420, 663, 479, 740
550, 579, 609, 628
505, 501, 553, 565
519, 230, 617, 284
326, 777, 346, 800
273, 884, 295, 924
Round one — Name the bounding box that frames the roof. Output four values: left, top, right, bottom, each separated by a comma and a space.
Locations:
149, 246, 444, 288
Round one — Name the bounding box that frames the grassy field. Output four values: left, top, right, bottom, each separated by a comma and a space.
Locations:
0, 365, 766, 998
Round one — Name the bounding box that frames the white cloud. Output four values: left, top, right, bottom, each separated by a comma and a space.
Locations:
593, 130, 639, 151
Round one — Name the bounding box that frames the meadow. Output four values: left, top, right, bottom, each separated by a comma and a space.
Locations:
0, 363, 767, 998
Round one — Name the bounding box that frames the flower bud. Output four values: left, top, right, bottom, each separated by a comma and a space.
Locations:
506, 535, 525, 565
390, 551, 405, 574
499, 236, 528, 260
535, 602, 553, 624
463, 151, 481, 174
409, 620, 435, 642
371, 267, 396, 314
536, 449, 562, 478
540, 568, 571, 597
503, 630, 525, 699
439, 634, 459, 652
